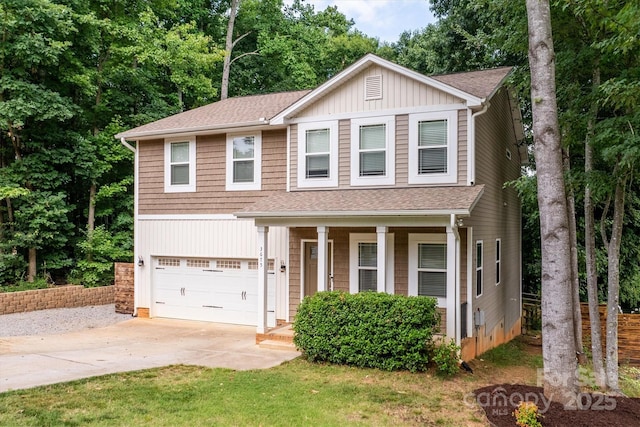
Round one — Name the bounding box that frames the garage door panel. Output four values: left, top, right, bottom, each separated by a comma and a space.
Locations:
152, 257, 275, 327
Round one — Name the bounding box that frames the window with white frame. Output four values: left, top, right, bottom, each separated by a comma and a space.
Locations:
495, 238, 501, 285
408, 110, 458, 184
350, 116, 395, 186
476, 240, 483, 297
408, 234, 447, 307
164, 138, 196, 193
226, 133, 261, 191
357, 242, 377, 292
349, 233, 395, 294
297, 121, 339, 188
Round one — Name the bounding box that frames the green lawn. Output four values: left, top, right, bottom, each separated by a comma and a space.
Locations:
1, 338, 637, 426
0, 359, 488, 426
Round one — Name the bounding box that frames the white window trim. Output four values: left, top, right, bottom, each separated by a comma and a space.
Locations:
408, 233, 448, 308
408, 110, 458, 184
495, 238, 501, 286
349, 233, 394, 294
476, 240, 484, 297
350, 116, 395, 186
164, 137, 196, 193
297, 121, 339, 188
226, 132, 262, 191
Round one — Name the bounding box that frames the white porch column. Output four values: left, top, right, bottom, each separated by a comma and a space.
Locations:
446, 223, 457, 340
376, 226, 387, 293
317, 226, 329, 292
257, 226, 269, 334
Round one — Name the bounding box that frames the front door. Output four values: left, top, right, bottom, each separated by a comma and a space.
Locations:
303, 241, 333, 298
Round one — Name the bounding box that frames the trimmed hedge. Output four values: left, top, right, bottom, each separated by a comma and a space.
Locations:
292, 291, 440, 372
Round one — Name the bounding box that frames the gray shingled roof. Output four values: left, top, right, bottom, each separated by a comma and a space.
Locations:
236, 185, 485, 218
116, 90, 310, 139
430, 67, 512, 99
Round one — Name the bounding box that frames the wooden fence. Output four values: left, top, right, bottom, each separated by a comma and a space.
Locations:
581, 303, 640, 365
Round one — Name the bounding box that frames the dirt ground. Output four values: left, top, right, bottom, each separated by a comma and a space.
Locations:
465, 335, 640, 426
474, 383, 640, 426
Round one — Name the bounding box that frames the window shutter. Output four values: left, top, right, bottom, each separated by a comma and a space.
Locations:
364, 75, 382, 100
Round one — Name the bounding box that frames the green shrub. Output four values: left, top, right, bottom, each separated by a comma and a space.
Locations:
292, 291, 440, 372
431, 338, 460, 378
513, 401, 542, 427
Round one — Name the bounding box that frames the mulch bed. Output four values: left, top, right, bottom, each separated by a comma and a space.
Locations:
473, 383, 640, 426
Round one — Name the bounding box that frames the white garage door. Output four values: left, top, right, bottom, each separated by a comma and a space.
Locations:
152, 257, 276, 327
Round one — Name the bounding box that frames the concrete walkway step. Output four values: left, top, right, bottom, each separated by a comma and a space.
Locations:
258, 339, 298, 351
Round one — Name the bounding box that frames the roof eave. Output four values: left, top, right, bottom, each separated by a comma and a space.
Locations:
235, 208, 472, 219
115, 119, 269, 140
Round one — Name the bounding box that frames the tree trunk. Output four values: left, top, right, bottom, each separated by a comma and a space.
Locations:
563, 150, 585, 364
88, 182, 96, 233
220, 0, 239, 100
605, 178, 626, 392
526, 0, 579, 406
584, 66, 606, 389
28, 247, 36, 282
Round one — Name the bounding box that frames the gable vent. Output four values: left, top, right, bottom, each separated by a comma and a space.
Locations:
364, 75, 383, 100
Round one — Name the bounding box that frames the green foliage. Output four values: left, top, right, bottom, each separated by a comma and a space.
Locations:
430, 339, 460, 378
293, 291, 440, 372
0, 278, 49, 293
513, 401, 542, 427
72, 225, 132, 287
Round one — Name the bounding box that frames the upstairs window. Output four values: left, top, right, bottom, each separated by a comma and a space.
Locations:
297, 121, 338, 188
226, 133, 261, 191
350, 116, 395, 186
418, 120, 448, 174
164, 138, 196, 193
408, 110, 457, 184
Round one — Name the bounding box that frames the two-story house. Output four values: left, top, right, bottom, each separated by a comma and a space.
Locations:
116, 54, 525, 359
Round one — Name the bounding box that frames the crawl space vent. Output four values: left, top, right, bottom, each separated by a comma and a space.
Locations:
365, 75, 383, 100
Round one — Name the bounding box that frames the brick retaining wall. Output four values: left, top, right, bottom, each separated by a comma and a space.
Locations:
115, 262, 134, 314
0, 285, 114, 315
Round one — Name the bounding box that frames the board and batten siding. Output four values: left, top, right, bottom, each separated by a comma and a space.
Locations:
296, 65, 464, 117
289, 111, 468, 190
138, 129, 287, 215
465, 88, 522, 338
136, 219, 289, 321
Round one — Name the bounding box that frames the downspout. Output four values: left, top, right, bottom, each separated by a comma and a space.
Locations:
468, 102, 490, 186
451, 214, 461, 347
121, 138, 139, 317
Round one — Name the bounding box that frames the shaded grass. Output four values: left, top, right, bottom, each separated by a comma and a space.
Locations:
479, 337, 543, 369
0, 359, 487, 426
0, 279, 50, 293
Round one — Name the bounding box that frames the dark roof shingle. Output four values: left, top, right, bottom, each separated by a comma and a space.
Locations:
116, 90, 310, 139
236, 186, 485, 218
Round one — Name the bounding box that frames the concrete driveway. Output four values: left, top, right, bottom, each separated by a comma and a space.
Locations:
0, 318, 299, 393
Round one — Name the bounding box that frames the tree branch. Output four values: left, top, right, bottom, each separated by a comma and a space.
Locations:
229, 50, 259, 66
232, 31, 252, 49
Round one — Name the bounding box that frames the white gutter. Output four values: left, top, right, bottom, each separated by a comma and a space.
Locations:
121, 137, 139, 318
468, 102, 490, 186
236, 208, 472, 219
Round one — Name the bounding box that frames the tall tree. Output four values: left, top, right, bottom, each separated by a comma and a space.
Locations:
526, 0, 579, 405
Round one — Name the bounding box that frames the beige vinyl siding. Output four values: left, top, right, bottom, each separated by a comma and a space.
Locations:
290, 124, 298, 187
297, 65, 464, 117
465, 88, 522, 337
457, 110, 468, 184
138, 129, 287, 214
396, 115, 409, 186
338, 120, 351, 187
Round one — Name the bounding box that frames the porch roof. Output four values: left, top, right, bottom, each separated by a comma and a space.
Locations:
236, 185, 484, 219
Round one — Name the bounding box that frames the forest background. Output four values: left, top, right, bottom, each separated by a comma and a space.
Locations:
0, 0, 638, 312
